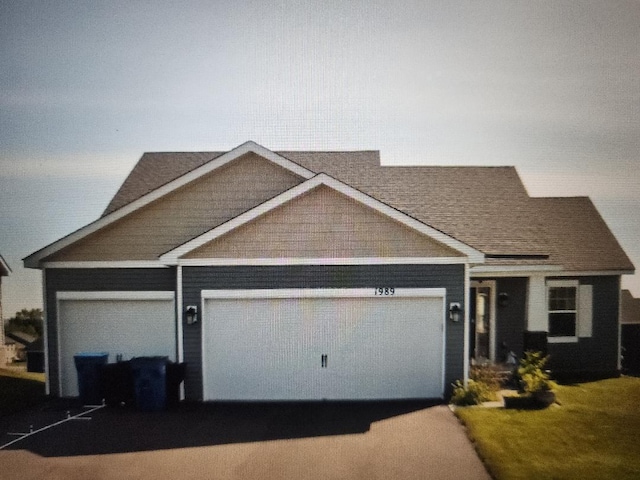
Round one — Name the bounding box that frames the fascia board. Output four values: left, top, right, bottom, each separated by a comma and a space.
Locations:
471, 265, 564, 276
175, 257, 470, 266
471, 265, 634, 277
160, 173, 484, 264
23, 141, 315, 269
41, 261, 169, 269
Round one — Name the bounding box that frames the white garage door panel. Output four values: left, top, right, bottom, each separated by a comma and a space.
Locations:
204, 299, 323, 400
324, 298, 443, 399
203, 292, 444, 401
58, 298, 176, 397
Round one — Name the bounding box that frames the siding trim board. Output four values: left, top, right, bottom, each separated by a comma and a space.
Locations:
177, 257, 470, 266
57, 291, 175, 301
201, 287, 447, 299
42, 261, 169, 269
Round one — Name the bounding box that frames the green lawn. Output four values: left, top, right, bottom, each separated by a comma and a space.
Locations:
0, 368, 47, 416
455, 377, 640, 480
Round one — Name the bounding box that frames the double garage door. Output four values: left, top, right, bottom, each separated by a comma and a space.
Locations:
203, 289, 445, 400
57, 292, 176, 397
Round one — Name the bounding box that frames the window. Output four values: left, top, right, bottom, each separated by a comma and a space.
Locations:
547, 281, 578, 339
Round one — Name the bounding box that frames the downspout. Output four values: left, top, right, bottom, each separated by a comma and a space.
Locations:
617, 276, 622, 372
463, 263, 470, 387
176, 265, 184, 363
42, 269, 50, 396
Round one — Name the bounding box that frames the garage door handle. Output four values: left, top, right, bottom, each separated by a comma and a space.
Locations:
321, 354, 327, 368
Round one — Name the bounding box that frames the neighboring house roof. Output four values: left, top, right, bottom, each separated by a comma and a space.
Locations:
5, 331, 37, 347
25, 336, 44, 352
24, 141, 635, 273
0, 254, 10, 276
621, 290, 640, 325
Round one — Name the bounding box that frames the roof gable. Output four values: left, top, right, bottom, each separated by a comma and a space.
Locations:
532, 197, 635, 272
24, 142, 313, 268
182, 185, 465, 260
160, 174, 484, 265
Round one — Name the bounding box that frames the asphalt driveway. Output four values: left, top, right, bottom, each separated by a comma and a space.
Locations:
0, 401, 491, 480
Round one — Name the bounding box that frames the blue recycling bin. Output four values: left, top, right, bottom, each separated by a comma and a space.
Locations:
74, 352, 109, 405
130, 356, 168, 412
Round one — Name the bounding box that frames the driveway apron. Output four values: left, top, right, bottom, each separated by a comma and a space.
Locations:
0, 402, 491, 480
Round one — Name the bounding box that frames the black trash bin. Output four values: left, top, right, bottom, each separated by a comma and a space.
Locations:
166, 362, 186, 409
101, 360, 135, 407
130, 356, 168, 412
74, 352, 109, 405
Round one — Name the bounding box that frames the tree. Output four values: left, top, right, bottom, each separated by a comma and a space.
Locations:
6, 308, 43, 337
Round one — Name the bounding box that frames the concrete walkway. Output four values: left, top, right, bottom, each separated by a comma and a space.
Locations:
0, 402, 491, 480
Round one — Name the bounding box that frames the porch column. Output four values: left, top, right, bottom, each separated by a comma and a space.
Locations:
527, 275, 548, 331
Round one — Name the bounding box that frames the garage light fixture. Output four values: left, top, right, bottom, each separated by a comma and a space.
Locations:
185, 305, 198, 325
449, 303, 462, 322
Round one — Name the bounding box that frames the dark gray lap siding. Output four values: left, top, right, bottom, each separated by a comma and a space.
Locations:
182, 264, 465, 400
45, 268, 176, 396
548, 276, 621, 377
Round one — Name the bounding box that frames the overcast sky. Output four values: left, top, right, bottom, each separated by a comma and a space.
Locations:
1, 1, 639, 317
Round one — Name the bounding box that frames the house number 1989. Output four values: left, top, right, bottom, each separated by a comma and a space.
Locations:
375, 287, 395, 296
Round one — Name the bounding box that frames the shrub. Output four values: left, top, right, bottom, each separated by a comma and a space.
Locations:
470, 364, 503, 392
516, 351, 557, 394
451, 379, 496, 406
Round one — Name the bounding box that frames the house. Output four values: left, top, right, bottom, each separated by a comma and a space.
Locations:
5, 330, 37, 362
621, 290, 640, 374
23, 141, 635, 401
0, 254, 10, 366
25, 336, 45, 373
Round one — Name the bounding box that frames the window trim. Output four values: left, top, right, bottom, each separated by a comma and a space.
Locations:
547, 280, 579, 343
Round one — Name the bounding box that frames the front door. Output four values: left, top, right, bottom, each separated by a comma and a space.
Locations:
470, 281, 496, 363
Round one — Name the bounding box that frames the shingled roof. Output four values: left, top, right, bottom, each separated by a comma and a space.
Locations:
100, 147, 633, 273
621, 290, 640, 324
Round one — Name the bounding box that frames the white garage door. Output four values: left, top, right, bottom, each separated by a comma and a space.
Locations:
57, 292, 176, 397
203, 289, 445, 401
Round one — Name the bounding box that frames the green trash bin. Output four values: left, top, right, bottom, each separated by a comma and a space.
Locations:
74, 352, 109, 405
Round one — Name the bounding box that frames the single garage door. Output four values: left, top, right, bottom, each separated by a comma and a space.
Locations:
203, 288, 445, 400
57, 291, 176, 397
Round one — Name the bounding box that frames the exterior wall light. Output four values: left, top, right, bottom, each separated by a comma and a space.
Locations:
449, 302, 462, 322
185, 305, 198, 325
498, 292, 509, 307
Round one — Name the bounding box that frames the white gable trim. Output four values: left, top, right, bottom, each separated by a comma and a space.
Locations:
160, 173, 485, 264
41, 261, 169, 269
175, 257, 470, 266
23, 141, 315, 269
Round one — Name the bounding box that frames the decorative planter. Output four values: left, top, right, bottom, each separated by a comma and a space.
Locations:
503, 391, 556, 410
533, 390, 556, 408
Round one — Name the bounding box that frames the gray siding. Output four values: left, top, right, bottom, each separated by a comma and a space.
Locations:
548, 276, 621, 378
45, 268, 176, 396
182, 264, 465, 400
